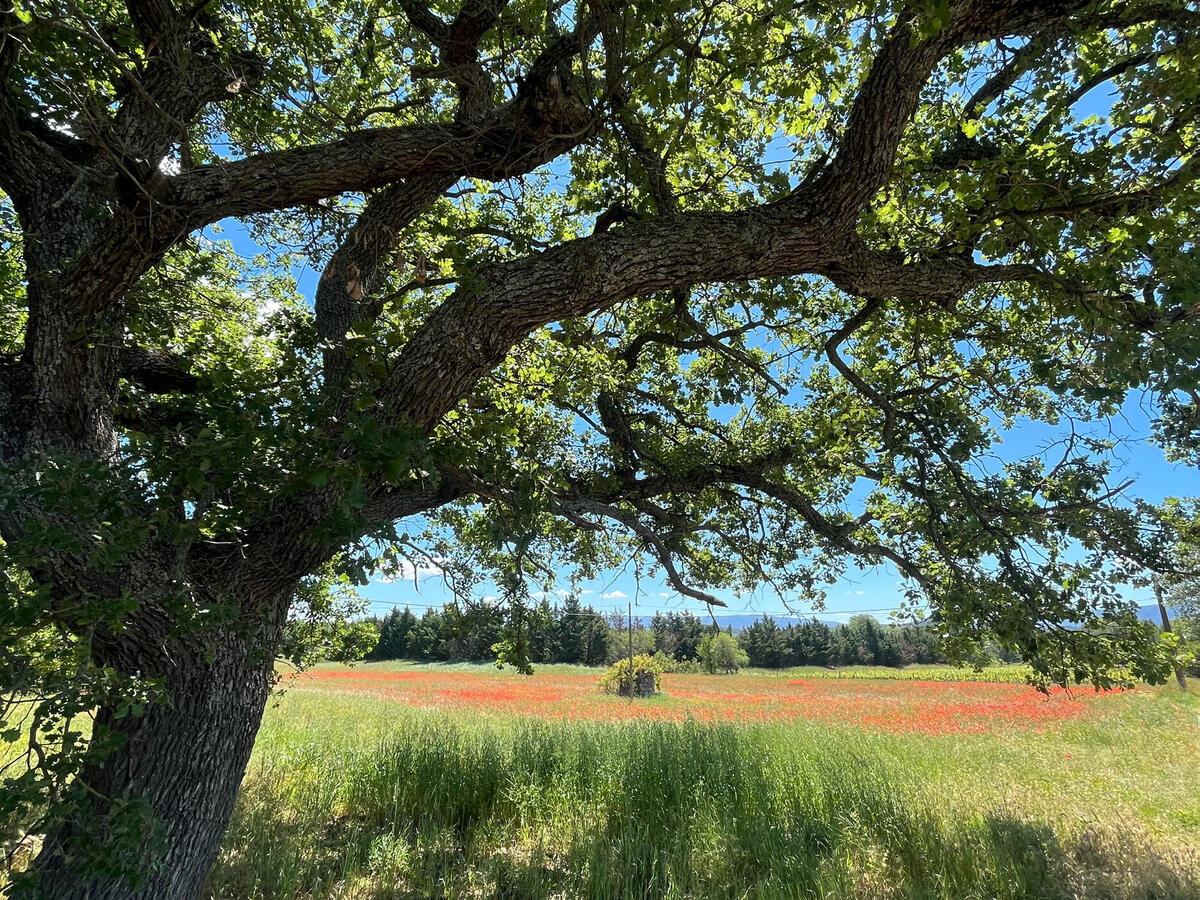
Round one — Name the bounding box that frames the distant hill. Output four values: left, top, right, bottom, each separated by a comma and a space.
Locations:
625, 613, 846, 632
632, 605, 1176, 633
711, 614, 845, 632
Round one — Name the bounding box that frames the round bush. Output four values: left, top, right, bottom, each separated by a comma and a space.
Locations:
599, 654, 662, 696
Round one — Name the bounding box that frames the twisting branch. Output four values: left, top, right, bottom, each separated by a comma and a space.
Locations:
557, 446, 938, 595
403, 0, 509, 110
556, 496, 727, 607
314, 3, 600, 399
736, 473, 931, 588
103, 0, 263, 166
965, 32, 1062, 116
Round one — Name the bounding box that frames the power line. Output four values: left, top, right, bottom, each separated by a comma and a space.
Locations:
353, 596, 906, 618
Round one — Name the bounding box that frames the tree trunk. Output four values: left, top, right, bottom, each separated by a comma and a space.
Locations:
1155, 584, 1188, 693
29, 633, 278, 900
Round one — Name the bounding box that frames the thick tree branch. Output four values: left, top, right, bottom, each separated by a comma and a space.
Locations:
404, 0, 510, 111
119, 345, 200, 394
314, 175, 457, 384
814, 0, 1190, 212
234, 476, 465, 601
377, 198, 827, 432
966, 32, 1062, 116
358, 198, 1044, 444
29, 12, 600, 430
808, 8, 943, 217
397, 1, 454, 43
315, 5, 594, 393
818, 237, 1040, 306
168, 117, 577, 224
170, 15, 597, 227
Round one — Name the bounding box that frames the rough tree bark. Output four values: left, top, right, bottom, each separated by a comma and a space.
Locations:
1154, 584, 1188, 692
32, 628, 283, 900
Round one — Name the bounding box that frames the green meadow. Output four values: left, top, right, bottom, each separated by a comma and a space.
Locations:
197, 666, 1200, 900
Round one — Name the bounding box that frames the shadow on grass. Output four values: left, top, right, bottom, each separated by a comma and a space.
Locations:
206, 777, 1199, 900
204, 716, 1200, 899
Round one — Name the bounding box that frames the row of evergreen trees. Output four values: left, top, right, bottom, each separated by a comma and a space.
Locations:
736, 614, 944, 667
367, 597, 612, 665
362, 600, 950, 669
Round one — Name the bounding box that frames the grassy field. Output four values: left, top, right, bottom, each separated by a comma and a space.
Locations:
201, 663, 1200, 900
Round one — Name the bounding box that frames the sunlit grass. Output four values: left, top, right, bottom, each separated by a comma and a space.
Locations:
206, 666, 1200, 899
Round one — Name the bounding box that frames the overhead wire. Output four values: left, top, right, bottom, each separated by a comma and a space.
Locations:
353, 595, 905, 617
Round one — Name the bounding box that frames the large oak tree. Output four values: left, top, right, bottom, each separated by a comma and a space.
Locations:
2, 0, 1199, 896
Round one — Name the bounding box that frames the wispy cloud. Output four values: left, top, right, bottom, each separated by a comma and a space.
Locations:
374, 558, 443, 584
822, 612, 857, 623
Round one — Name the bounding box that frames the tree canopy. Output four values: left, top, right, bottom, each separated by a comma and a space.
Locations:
2, 0, 1200, 896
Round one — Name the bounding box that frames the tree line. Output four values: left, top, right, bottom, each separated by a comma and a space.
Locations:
358, 601, 964, 670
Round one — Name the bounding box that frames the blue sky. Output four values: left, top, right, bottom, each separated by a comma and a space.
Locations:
349, 391, 1200, 623
361, 485, 1200, 624
211, 67, 1199, 624
216, 211, 1200, 625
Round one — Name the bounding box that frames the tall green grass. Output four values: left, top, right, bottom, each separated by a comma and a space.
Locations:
206, 691, 1199, 900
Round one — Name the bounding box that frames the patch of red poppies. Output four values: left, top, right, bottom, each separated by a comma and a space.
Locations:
289, 668, 1118, 735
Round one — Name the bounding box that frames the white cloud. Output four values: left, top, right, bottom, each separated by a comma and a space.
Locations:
531, 591, 549, 599
855, 590, 865, 596
374, 558, 443, 584
555, 588, 571, 597
256, 295, 284, 322
601, 590, 628, 599
580, 589, 595, 595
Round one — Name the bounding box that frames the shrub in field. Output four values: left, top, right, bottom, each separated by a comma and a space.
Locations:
600, 655, 662, 696
699, 632, 749, 674
605, 626, 657, 665
652, 651, 702, 674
